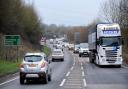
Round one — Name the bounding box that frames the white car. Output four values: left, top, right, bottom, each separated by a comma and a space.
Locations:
79, 43, 89, 57
68, 44, 74, 50
74, 44, 80, 53
52, 49, 64, 61
19, 52, 52, 84
49, 39, 54, 44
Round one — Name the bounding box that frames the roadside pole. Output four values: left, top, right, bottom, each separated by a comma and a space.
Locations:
40, 37, 46, 52
4, 35, 21, 62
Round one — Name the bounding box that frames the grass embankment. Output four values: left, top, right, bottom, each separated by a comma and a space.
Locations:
0, 46, 51, 77
43, 46, 51, 56
0, 60, 21, 77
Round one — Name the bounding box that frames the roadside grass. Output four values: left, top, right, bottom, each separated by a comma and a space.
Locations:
0, 46, 51, 77
43, 46, 51, 55
0, 60, 21, 77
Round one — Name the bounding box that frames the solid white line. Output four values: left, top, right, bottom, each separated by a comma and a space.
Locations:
66, 71, 70, 77
59, 79, 66, 86
83, 79, 87, 87
0, 76, 19, 86
71, 66, 74, 70
82, 71, 85, 76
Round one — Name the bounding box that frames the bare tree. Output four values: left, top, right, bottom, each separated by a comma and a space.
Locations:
100, 0, 121, 23
119, 0, 128, 29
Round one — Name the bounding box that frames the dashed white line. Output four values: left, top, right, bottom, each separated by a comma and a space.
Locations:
83, 79, 87, 87
60, 79, 66, 86
81, 66, 83, 70
66, 71, 70, 77
0, 76, 19, 86
81, 63, 83, 66
82, 71, 85, 76
71, 66, 74, 70
73, 62, 75, 66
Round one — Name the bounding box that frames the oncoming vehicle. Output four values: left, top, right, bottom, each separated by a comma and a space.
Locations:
79, 43, 89, 57
74, 44, 80, 53
52, 49, 64, 61
19, 52, 52, 84
88, 23, 123, 67
68, 43, 74, 50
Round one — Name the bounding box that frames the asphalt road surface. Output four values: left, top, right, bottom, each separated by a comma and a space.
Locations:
0, 46, 128, 89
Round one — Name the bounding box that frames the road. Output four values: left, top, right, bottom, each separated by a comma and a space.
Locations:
0, 45, 128, 89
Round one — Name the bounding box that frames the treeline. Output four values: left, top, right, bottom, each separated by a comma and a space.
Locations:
0, 0, 44, 61
100, 0, 128, 30
44, 24, 88, 43
44, 24, 69, 39
0, 0, 43, 45
67, 26, 88, 43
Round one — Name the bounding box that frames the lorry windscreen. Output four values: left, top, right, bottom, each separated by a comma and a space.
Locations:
101, 37, 121, 47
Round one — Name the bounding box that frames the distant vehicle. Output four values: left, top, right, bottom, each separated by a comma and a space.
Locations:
79, 43, 89, 57
52, 49, 64, 61
88, 23, 123, 67
64, 42, 69, 47
68, 43, 74, 50
73, 44, 80, 53
49, 39, 54, 44
56, 44, 63, 51
19, 52, 52, 84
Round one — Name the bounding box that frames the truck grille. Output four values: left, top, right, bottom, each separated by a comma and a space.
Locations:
105, 50, 117, 63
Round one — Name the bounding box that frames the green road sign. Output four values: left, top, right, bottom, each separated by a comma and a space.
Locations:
4, 35, 21, 46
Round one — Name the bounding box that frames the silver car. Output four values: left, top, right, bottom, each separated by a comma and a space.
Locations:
52, 49, 64, 61
19, 52, 52, 84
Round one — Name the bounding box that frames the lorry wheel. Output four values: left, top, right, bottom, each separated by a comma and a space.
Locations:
116, 65, 121, 68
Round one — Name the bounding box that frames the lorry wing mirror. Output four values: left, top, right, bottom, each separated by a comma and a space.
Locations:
97, 40, 100, 45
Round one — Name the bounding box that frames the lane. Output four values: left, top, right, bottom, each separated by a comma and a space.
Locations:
0, 48, 74, 89
59, 52, 86, 89
75, 54, 128, 89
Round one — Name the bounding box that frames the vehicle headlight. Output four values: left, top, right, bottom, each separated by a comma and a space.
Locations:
102, 58, 106, 62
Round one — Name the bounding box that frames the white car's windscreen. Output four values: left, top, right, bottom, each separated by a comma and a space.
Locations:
24, 55, 42, 62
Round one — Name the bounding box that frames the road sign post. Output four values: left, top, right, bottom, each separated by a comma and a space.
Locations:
4, 35, 21, 46
4, 35, 21, 61
40, 37, 46, 52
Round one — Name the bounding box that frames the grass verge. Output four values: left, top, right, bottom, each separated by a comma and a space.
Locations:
43, 46, 51, 56
0, 46, 51, 77
0, 60, 21, 77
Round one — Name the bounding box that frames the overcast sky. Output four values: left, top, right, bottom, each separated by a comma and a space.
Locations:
25, 0, 106, 26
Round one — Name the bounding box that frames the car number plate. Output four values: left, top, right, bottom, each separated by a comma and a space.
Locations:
29, 64, 36, 67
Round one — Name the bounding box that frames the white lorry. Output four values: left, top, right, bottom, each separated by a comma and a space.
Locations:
88, 23, 123, 67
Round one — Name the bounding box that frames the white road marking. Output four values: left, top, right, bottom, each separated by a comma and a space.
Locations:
81, 66, 83, 70
60, 79, 66, 86
82, 71, 85, 76
71, 66, 74, 70
83, 79, 87, 87
66, 71, 70, 77
0, 76, 19, 86
73, 62, 75, 66
81, 63, 83, 66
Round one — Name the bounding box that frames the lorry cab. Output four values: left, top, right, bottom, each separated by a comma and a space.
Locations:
89, 23, 123, 67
